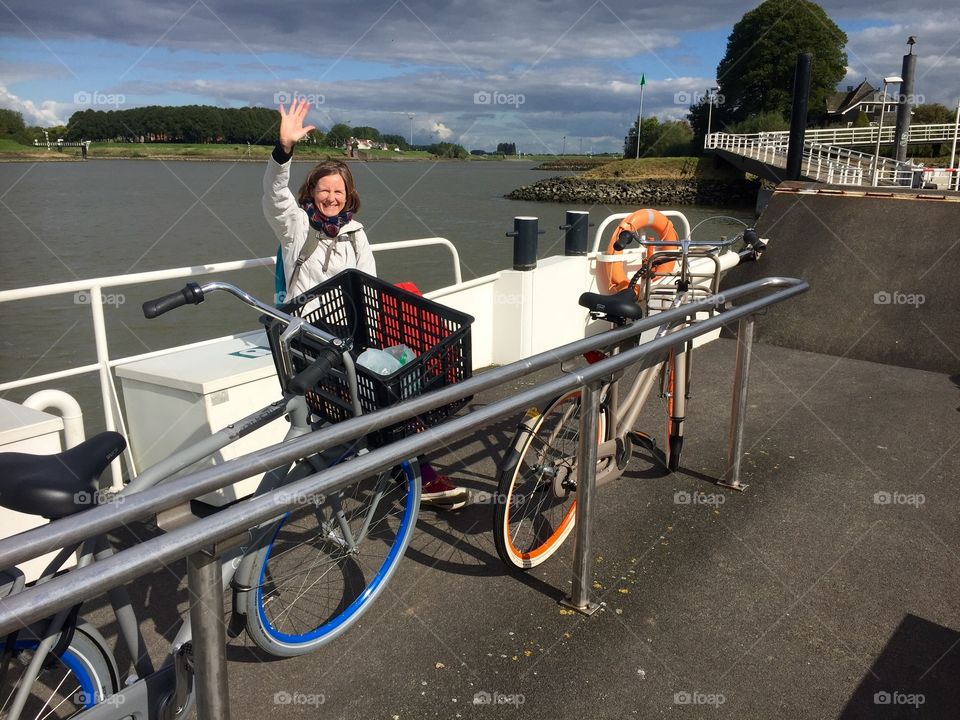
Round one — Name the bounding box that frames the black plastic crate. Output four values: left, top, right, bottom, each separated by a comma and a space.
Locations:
261, 269, 473, 445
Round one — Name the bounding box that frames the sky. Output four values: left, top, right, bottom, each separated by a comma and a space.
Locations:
0, 0, 957, 153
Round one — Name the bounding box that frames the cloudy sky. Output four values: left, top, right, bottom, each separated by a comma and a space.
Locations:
1, 0, 956, 152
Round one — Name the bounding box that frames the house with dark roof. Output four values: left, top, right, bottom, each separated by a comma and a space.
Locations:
825, 80, 899, 127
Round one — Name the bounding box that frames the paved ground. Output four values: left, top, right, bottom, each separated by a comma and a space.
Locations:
84, 337, 960, 720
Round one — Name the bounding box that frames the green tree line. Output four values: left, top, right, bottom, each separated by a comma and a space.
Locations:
64, 105, 280, 143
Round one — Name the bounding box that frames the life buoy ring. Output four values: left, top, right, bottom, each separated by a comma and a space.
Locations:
597, 208, 679, 295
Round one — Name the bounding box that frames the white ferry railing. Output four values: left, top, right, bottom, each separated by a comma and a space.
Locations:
0, 239, 463, 486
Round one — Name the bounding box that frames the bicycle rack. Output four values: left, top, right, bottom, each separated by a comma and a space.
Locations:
0, 277, 807, 716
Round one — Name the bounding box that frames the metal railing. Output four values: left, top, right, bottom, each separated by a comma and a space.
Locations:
706, 132, 926, 187
706, 129, 960, 189
707, 123, 958, 149
0, 276, 807, 718
0, 239, 464, 486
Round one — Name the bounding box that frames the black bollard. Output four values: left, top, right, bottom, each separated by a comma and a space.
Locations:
894, 39, 918, 166
560, 211, 589, 256
506, 217, 541, 270
785, 53, 812, 181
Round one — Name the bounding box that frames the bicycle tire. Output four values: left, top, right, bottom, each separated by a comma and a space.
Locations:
244, 459, 421, 656
2, 625, 119, 719
494, 390, 605, 570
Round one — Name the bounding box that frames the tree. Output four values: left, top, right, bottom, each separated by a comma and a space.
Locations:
623, 118, 694, 158
713, 0, 847, 125
912, 103, 953, 124
351, 126, 380, 141
496, 142, 516, 155
0, 108, 26, 137
326, 123, 351, 148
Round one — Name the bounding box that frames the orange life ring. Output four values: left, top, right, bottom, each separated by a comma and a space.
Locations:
597, 209, 679, 295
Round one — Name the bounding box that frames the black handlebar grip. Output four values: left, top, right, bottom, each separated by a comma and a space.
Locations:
743, 228, 762, 250
289, 347, 341, 395
613, 229, 636, 251
142, 282, 205, 319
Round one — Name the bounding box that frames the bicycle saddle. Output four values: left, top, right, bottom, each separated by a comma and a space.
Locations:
579, 289, 644, 320
0, 432, 126, 519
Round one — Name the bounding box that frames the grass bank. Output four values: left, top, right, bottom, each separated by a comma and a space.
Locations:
582, 157, 744, 180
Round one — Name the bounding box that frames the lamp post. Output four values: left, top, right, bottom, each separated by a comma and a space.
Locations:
407, 113, 414, 146
561, 135, 566, 156
949, 97, 959, 170
871, 75, 903, 186
706, 87, 719, 145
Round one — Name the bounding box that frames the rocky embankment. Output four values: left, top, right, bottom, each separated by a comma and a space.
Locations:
507, 176, 761, 206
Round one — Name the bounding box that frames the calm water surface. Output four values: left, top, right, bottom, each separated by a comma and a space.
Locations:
0, 158, 753, 425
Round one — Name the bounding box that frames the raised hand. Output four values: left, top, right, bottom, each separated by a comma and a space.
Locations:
278, 98, 316, 152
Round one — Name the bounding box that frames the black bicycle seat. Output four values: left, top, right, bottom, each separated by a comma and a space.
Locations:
579, 289, 644, 320
0, 432, 126, 519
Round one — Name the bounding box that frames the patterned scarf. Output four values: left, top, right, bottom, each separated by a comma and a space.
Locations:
303, 202, 353, 238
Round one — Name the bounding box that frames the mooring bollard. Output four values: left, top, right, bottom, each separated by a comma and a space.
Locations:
506, 216, 542, 270
560, 210, 589, 256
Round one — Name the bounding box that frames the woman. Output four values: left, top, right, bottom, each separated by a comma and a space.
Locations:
262, 98, 469, 510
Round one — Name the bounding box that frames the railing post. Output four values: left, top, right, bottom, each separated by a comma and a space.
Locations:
563, 379, 602, 615
89, 285, 125, 488
721, 316, 754, 490
187, 548, 231, 720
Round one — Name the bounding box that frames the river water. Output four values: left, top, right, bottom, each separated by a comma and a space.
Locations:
0, 158, 753, 424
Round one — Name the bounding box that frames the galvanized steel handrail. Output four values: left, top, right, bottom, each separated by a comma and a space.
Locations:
0, 275, 808, 634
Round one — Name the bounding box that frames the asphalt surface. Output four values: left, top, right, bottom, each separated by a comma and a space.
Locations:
80, 334, 960, 720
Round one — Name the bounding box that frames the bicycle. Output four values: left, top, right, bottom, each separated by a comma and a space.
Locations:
493, 219, 768, 570
0, 271, 472, 718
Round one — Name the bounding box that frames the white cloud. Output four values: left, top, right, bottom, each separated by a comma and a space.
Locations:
0, 86, 67, 126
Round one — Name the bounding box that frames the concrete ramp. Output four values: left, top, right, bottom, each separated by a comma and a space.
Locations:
722, 182, 960, 374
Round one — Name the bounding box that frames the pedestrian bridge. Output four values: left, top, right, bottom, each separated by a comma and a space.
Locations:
705, 123, 958, 189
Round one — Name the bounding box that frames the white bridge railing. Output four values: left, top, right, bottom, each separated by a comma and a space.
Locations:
706, 131, 959, 190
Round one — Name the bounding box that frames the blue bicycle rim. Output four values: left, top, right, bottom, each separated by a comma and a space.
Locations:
14, 640, 99, 708
256, 460, 417, 644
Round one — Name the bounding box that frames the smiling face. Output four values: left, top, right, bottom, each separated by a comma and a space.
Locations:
312, 173, 347, 217
297, 160, 360, 216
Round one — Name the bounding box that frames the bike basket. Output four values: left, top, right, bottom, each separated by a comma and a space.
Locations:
261, 269, 473, 445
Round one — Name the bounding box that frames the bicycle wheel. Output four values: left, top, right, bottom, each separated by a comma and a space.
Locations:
244, 459, 421, 656
1, 625, 119, 719
494, 390, 605, 570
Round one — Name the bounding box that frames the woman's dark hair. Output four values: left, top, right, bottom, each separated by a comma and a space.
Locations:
296, 159, 360, 213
